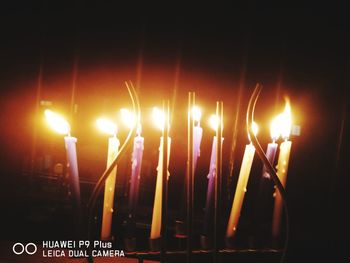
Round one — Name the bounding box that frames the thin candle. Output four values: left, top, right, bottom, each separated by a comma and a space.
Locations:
97, 118, 119, 240
272, 100, 292, 240
121, 109, 144, 217
202, 115, 223, 236
150, 107, 171, 240
192, 106, 203, 169
45, 110, 81, 212
262, 118, 280, 179
254, 117, 280, 243
226, 122, 258, 239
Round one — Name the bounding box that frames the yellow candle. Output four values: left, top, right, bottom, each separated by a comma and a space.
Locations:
150, 136, 171, 239
101, 136, 119, 240
271, 99, 292, 239
226, 122, 258, 238
96, 118, 119, 240
150, 107, 171, 239
272, 140, 291, 238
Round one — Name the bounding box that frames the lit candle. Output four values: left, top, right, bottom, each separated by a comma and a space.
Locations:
272, 100, 292, 240
44, 110, 81, 211
121, 109, 144, 216
150, 107, 171, 239
262, 117, 280, 179
97, 118, 119, 240
192, 106, 203, 169
226, 122, 259, 238
254, 117, 280, 242
202, 115, 223, 235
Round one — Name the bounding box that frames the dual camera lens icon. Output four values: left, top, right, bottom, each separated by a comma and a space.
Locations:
12, 243, 37, 255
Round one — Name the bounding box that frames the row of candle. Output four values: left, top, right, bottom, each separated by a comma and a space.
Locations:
44, 99, 292, 242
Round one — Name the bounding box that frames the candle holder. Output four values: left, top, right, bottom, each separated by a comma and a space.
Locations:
200, 234, 212, 250
86, 81, 140, 263
174, 220, 186, 237
124, 237, 137, 252
149, 237, 162, 252
246, 83, 290, 262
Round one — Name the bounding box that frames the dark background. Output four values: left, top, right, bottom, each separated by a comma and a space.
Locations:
0, 2, 349, 262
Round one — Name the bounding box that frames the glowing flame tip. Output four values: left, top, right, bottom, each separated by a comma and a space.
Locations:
96, 118, 117, 136
44, 109, 70, 135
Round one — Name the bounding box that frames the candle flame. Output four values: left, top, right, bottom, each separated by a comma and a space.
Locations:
44, 109, 70, 135
120, 108, 136, 129
270, 99, 292, 140
209, 114, 219, 131
192, 106, 202, 123
280, 99, 292, 139
152, 107, 165, 131
97, 118, 117, 136
270, 116, 281, 141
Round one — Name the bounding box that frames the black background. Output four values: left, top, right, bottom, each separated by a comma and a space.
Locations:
0, 2, 349, 262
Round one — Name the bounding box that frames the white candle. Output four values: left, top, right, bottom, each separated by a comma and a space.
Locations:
44, 110, 81, 211
272, 140, 291, 239
64, 136, 80, 209
226, 122, 258, 238
272, 100, 292, 239
192, 106, 203, 169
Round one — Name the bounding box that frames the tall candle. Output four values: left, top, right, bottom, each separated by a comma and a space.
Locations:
96, 118, 119, 240
254, 120, 279, 241
44, 110, 81, 212
192, 106, 203, 169
150, 107, 171, 239
202, 136, 216, 235
193, 124, 203, 169
64, 136, 80, 210
271, 100, 292, 240
150, 136, 171, 239
226, 122, 258, 238
203, 115, 223, 235
128, 126, 144, 216
272, 139, 291, 239
101, 135, 119, 240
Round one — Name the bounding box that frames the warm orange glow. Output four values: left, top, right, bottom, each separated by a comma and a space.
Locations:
97, 118, 117, 136
248, 121, 259, 141
280, 99, 292, 139
44, 109, 70, 135
152, 107, 165, 131
270, 99, 292, 140
120, 108, 136, 129
192, 106, 202, 123
209, 114, 219, 131
252, 121, 259, 136
270, 116, 281, 141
